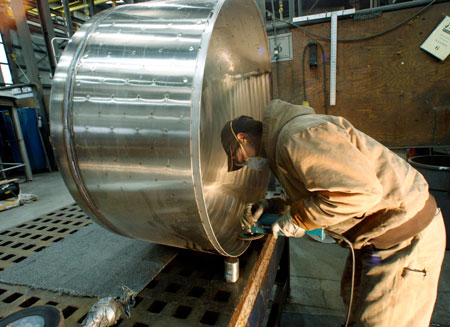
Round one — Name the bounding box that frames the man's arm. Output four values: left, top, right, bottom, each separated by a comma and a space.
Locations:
279, 122, 383, 230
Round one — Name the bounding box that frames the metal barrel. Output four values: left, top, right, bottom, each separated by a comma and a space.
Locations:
50, 0, 271, 257
408, 155, 450, 249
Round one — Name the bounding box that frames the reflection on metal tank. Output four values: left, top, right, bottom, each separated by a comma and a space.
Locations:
50, 0, 272, 257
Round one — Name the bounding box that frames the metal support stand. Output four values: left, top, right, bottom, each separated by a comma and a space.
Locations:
229, 236, 288, 326
9, 106, 33, 181
7, 0, 57, 169
266, 237, 290, 326
0, 162, 26, 177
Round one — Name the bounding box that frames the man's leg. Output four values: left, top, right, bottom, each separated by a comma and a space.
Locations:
341, 210, 445, 327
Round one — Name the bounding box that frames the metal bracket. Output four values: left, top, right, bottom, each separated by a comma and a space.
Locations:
50, 37, 70, 65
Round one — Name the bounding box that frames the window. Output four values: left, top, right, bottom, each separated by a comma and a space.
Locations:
0, 34, 13, 85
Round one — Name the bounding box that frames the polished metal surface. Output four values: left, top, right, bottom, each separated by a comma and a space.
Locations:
224, 257, 239, 283
50, 0, 272, 257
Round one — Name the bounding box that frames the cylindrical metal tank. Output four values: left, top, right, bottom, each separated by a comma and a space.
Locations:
50, 0, 271, 257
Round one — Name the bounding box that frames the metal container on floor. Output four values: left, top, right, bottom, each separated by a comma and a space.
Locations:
408, 155, 450, 248
50, 0, 271, 257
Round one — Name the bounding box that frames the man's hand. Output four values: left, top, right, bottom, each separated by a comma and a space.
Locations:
271, 211, 305, 239
240, 200, 269, 231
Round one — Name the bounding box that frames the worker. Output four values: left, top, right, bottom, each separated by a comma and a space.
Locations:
220, 99, 446, 327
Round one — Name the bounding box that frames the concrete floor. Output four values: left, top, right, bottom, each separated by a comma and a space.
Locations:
0, 172, 74, 231
0, 171, 449, 326
283, 236, 450, 327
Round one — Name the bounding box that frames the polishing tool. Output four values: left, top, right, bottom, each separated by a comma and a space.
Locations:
238, 213, 325, 241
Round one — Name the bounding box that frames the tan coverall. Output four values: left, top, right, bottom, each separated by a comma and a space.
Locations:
262, 100, 446, 326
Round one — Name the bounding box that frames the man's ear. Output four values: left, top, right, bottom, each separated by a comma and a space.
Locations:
236, 132, 248, 142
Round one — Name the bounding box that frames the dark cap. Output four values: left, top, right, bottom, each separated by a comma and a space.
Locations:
220, 115, 255, 172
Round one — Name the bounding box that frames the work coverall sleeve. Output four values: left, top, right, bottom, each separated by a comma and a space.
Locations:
266, 197, 290, 214
280, 123, 383, 230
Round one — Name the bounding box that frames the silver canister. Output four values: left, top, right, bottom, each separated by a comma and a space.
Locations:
50, 0, 271, 257
224, 257, 239, 283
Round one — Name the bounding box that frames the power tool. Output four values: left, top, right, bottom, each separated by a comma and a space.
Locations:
238, 213, 325, 241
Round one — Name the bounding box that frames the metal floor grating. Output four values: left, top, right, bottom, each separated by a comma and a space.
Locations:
0, 203, 96, 324
125, 248, 260, 327
0, 203, 92, 271
0, 204, 265, 326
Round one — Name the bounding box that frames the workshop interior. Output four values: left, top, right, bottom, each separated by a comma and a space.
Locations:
0, 0, 449, 326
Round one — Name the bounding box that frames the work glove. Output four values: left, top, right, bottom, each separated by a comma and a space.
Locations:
240, 200, 269, 232
271, 211, 305, 239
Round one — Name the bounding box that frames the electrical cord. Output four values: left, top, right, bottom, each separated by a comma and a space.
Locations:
301, 45, 309, 104
324, 230, 355, 327
266, 0, 437, 42
301, 41, 328, 114
316, 41, 328, 115
273, 23, 281, 99
270, 0, 281, 98
269, 0, 436, 112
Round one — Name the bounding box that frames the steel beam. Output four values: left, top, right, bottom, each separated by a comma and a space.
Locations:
35, 0, 57, 74
297, 0, 303, 16
289, 0, 295, 20
10, 1, 44, 107
10, 0, 56, 170
10, 0, 47, 119
87, 0, 96, 17
61, 0, 74, 37
10, 0, 44, 93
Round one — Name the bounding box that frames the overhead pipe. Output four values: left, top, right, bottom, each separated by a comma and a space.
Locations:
266, 0, 446, 31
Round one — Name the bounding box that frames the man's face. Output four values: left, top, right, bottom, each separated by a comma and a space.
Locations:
233, 134, 258, 164
232, 146, 247, 167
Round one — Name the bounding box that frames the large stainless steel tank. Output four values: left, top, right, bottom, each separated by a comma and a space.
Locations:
50, 0, 272, 257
